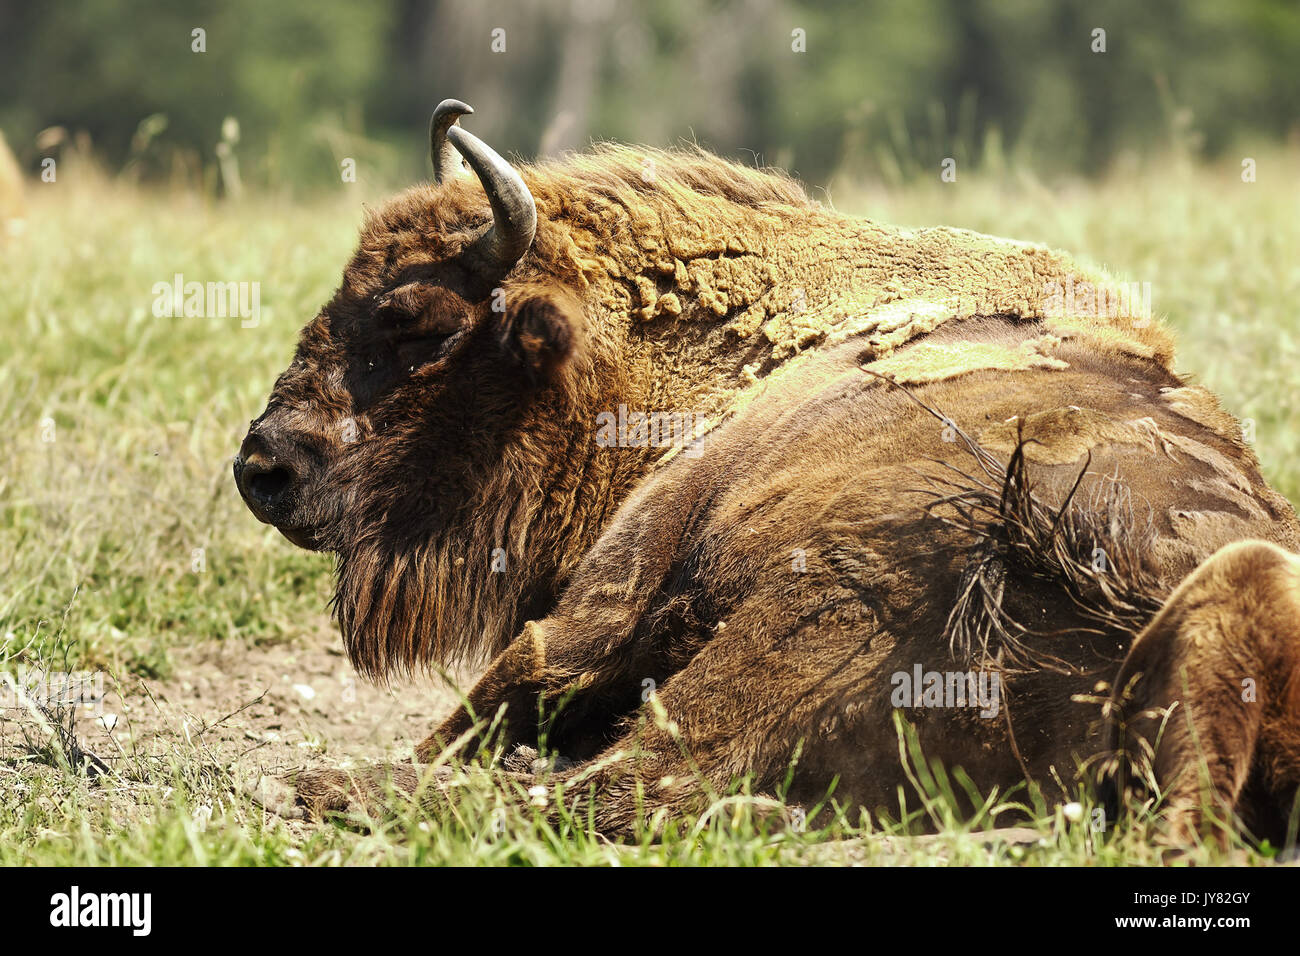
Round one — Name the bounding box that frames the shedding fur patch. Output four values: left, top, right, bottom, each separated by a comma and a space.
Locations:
865, 333, 1069, 385
977, 407, 1181, 466
928, 442, 1166, 672
502, 145, 1176, 410
860, 370, 1168, 673
1159, 385, 1244, 444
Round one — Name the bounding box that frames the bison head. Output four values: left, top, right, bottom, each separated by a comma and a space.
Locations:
234, 101, 588, 674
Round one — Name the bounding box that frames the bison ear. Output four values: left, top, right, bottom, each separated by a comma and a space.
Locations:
495, 289, 582, 384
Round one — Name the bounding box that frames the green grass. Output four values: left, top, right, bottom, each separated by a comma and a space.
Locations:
2, 717, 1281, 866
1, 172, 353, 675
0, 712, 1284, 866
1, 152, 1296, 865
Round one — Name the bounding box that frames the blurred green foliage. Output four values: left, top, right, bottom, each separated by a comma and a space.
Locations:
1, 0, 1297, 190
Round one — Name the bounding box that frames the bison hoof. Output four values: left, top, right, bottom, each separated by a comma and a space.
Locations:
244, 769, 364, 821
501, 744, 577, 776
245, 765, 434, 822
244, 772, 308, 820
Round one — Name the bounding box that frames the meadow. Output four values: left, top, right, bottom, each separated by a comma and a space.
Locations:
1, 148, 1296, 865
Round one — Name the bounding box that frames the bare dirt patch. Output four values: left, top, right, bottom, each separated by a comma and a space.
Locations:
1, 623, 470, 827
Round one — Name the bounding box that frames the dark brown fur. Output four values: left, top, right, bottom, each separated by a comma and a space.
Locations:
239, 144, 1300, 843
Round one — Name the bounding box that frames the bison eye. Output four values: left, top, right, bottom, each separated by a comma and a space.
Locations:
374, 301, 405, 325
389, 333, 454, 373
373, 282, 467, 337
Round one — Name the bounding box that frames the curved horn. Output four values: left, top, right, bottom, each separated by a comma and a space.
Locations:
446, 124, 537, 275
429, 98, 474, 184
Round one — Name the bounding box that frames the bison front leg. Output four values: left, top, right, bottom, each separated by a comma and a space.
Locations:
415, 605, 688, 764
1107, 539, 1300, 845
417, 470, 716, 764
416, 620, 553, 761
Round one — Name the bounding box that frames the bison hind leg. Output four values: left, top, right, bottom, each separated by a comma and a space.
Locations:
1107, 539, 1300, 847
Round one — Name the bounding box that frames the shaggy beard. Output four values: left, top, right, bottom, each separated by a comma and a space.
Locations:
327, 387, 607, 681
331, 525, 527, 681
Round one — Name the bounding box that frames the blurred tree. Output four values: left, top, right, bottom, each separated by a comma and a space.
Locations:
0, 0, 393, 190
1, 0, 1295, 190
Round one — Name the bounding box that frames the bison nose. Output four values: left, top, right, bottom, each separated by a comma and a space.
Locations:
239, 455, 295, 510
234, 432, 301, 523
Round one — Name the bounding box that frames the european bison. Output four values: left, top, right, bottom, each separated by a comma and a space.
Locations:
236, 100, 1300, 843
